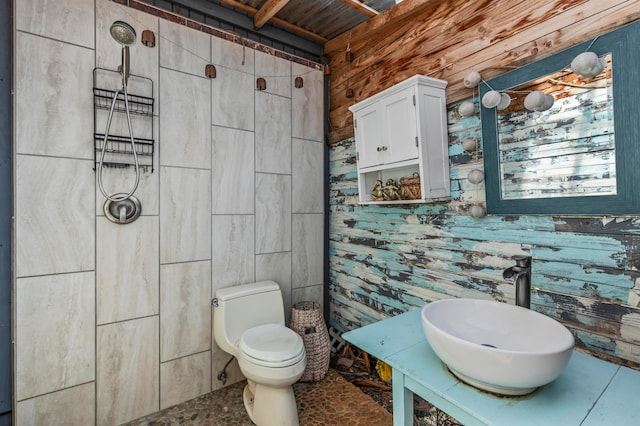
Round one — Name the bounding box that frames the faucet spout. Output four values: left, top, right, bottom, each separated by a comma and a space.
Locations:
503, 256, 532, 309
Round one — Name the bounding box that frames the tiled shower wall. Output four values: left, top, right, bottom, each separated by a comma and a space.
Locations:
13, 0, 325, 424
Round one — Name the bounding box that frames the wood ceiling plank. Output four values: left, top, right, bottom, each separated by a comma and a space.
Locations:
217, 0, 328, 42
337, 0, 379, 17
325, 0, 439, 54
254, 0, 291, 29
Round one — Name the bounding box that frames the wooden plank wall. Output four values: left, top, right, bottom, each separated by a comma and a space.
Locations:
329, 97, 640, 368
325, 0, 640, 144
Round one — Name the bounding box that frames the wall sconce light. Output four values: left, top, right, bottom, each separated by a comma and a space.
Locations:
464, 71, 482, 88
141, 29, 156, 48
295, 76, 304, 88
346, 88, 354, 98
257, 77, 266, 90
524, 90, 554, 111
571, 51, 606, 78
458, 101, 475, 117
205, 64, 216, 78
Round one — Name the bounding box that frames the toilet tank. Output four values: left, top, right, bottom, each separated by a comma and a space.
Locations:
213, 281, 285, 355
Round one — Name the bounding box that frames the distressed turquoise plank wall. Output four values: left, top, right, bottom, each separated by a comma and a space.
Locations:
328, 100, 640, 368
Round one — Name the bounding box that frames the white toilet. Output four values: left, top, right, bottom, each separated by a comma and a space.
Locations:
213, 281, 306, 426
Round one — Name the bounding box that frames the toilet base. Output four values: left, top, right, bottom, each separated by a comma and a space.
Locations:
243, 381, 300, 426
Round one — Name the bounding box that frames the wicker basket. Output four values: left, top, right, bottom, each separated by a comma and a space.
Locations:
400, 173, 421, 200
290, 301, 330, 382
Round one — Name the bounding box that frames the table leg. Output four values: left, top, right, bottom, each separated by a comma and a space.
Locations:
392, 369, 413, 426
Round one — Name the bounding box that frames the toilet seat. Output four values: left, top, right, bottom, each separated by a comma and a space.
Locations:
239, 324, 305, 368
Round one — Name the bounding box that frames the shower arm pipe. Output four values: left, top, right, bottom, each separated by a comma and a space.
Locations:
97, 82, 140, 202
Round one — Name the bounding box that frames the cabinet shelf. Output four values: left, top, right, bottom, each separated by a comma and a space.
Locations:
350, 75, 450, 204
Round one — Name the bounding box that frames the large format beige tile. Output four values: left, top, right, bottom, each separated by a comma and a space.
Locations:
292, 138, 324, 213
160, 261, 211, 361
97, 316, 159, 426
211, 67, 255, 131
160, 351, 211, 409
160, 68, 211, 169
15, 155, 94, 277
16, 0, 94, 48
97, 216, 159, 325
255, 51, 291, 98
211, 215, 255, 288
16, 272, 95, 400
159, 18, 210, 76
16, 383, 95, 426
211, 34, 254, 73
255, 92, 292, 174
160, 166, 211, 264
256, 252, 292, 324
15, 32, 94, 159
292, 214, 324, 288
292, 64, 324, 142
255, 174, 291, 254
211, 126, 254, 214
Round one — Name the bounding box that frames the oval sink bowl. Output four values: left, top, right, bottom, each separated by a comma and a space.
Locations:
421, 298, 574, 396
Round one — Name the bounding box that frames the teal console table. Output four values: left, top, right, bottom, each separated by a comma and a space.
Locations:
343, 308, 640, 425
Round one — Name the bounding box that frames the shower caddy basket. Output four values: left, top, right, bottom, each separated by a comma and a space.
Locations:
290, 301, 331, 382
93, 67, 155, 171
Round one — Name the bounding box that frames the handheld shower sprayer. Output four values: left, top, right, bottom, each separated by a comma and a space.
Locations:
98, 20, 142, 224
110, 21, 136, 85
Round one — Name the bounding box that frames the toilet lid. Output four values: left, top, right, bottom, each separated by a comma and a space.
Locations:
239, 324, 305, 365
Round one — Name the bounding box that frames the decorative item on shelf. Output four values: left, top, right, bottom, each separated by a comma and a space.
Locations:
141, 29, 156, 47
205, 64, 216, 78
295, 76, 304, 88
571, 51, 606, 78
290, 301, 331, 382
467, 169, 485, 184
400, 173, 421, 200
371, 179, 384, 201
462, 137, 478, 152
469, 204, 487, 218
382, 178, 402, 201
524, 90, 554, 112
458, 100, 475, 117
346, 88, 354, 98
256, 77, 266, 90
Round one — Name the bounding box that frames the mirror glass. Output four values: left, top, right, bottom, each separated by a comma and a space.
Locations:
497, 55, 614, 200
481, 21, 640, 215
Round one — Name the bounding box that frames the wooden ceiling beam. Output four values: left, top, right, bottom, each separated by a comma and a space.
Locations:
325, 0, 439, 54
254, 0, 291, 29
337, 0, 379, 17
216, 0, 328, 43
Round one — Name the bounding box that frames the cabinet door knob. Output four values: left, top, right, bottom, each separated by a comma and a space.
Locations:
377, 146, 382, 152
382, 146, 388, 151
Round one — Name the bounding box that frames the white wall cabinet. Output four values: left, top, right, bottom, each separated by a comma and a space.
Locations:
349, 75, 450, 204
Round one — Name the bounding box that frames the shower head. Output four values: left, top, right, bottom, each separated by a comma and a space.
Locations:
110, 21, 136, 86
110, 21, 136, 46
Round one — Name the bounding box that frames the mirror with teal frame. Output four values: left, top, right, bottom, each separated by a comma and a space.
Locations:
481, 21, 640, 215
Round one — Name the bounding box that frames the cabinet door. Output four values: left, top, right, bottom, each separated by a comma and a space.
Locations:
354, 102, 384, 169
380, 87, 419, 164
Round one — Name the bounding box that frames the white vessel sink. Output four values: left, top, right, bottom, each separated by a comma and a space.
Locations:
421, 298, 575, 396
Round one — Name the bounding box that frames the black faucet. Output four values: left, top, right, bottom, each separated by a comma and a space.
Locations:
502, 255, 532, 309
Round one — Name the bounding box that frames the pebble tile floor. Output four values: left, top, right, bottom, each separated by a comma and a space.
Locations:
124, 369, 392, 425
